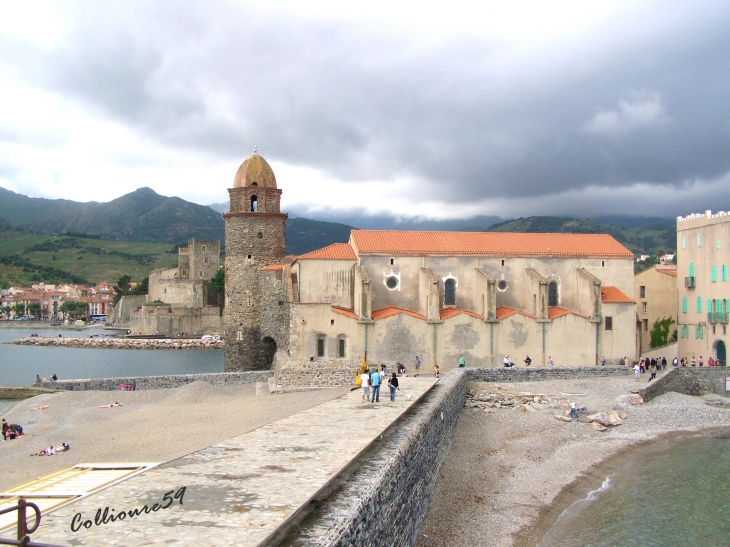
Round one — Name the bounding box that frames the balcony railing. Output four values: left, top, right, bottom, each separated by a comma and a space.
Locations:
708, 312, 729, 323
685, 276, 696, 288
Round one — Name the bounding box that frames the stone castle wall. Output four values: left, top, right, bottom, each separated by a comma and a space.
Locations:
640, 367, 730, 401
466, 365, 631, 382
130, 305, 223, 336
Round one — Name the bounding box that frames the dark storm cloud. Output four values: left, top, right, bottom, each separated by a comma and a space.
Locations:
4, 1, 730, 214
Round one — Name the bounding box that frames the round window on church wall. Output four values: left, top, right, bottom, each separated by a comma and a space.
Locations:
497, 280, 508, 291
385, 276, 399, 290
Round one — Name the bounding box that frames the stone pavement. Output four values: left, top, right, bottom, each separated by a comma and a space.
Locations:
30, 376, 440, 546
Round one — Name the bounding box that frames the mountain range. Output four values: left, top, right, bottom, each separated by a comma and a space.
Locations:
0, 186, 676, 256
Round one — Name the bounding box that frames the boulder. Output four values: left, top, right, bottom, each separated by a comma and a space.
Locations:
606, 410, 623, 426
590, 422, 607, 431
555, 415, 572, 422
617, 393, 643, 405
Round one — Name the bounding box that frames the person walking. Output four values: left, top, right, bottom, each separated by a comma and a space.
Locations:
547, 356, 554, 367
634, 362, 641, 382
524, 355, 532, 367
360, 370, 371, 402
2, 419, 8, 441
649, 361, 657, 382
414, 356, 421, 376
370, 369, 381, 403
459, 354, 466, 368
388, 373, 399, 401
699, 356, 704, 367
662, 356, 667, 370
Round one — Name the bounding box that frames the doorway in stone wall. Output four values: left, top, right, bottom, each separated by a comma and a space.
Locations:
261, 336, 277, 369
713, 339, 726, 367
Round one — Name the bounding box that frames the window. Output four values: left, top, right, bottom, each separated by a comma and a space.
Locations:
390, 259, 394, 265
700, 325, 704, 339
199, 270, 204, 278
497, 280, 508, 291
548, 281, 558, 306
385, 276, 399, 290
204, 256, 208, 264
712, 266, 717, 282
601, 260, 605, 267
639, 285, 646, 298
201, 245, 207, 251
330, 319, 335, 326
697, 234, 701, 247
723, 265, 727, 281
697, 296, 702, 313
251, 195, 258, 212
605, 316, 613, 330
444, 279, 456, 305
338, 338, 346, 358
643, 302, 648, 313
643, 318, 648, 331
501, 260, 505, 266
682, 236, 686, 249
718, 240, 722, 249
317, 337, 325, 357
689, 263, 695, 277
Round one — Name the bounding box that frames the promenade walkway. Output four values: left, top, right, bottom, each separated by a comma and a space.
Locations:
29, 376, 439, 546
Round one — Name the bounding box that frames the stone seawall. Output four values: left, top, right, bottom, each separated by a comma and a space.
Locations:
36, 371, 272, 391
289, 369, 468, 547
640, 367, 730, 401
8, 337, 223, 350
466, 365, 631, 382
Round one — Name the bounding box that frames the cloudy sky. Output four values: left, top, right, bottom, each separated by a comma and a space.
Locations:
1, 1, 729, 222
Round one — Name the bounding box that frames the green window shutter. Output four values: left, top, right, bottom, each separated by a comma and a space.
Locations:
708, 299, 712, 314
723, 265, 727, 281
689, 263, 695, 277
700, 325, 704, 339
682, 236, 687, 249
694, 326, 698, 338
682, 296, 688, 313
697, 234, 702, 247
712, 266, 717, 282
697, 296, 702, 312
718, 239, 722, 249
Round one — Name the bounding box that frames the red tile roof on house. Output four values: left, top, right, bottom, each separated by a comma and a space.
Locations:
332, 307, 358, 319
350, 230, 633, 258
296, 243, 357, 261
371, 306, 427, 321
439, 308, 483, 320
495, 306, 536, 320
600, 286, 635, 303
260, 264, 287, 271
548, 307, 590, 320
657, 268, 677, 277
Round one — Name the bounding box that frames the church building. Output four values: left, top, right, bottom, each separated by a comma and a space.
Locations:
224, 151, 636, 386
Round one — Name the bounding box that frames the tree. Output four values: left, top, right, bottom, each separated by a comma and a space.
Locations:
650, 316, 676, 348
113, 274, 133, 305
131, 276, 149, 295
27, 302, 41, 319
210, 267, 224, 307
12, 302, 25, 318
60, 301, 87, 320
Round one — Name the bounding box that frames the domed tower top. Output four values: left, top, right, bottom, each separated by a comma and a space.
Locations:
233, 147, 277, 189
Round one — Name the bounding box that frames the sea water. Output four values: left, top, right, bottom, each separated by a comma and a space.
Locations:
0, 327, 223, 415
538, 431, 730, 547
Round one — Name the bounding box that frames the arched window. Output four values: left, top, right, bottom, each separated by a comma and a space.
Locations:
444, 279, 456, 306
682, 296, 687, 313
712, 266, 717, 282
251, 195, 258, 212
548, 281, 558, 307
689, 263, 695, 277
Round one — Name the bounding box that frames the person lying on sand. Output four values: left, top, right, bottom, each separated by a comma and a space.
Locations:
98, 402, 123, 408
32, 443, 69, 456
30, 405, 49, 411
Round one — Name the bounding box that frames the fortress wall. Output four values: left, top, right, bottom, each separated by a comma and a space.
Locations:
467, 365, 631, 382
290, 368, 468, 547
639, 367, 730, 401
36, 371, 272, 391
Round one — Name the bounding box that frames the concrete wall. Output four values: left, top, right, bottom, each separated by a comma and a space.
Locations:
289, 369, 467, 547
36, 371, 271, 391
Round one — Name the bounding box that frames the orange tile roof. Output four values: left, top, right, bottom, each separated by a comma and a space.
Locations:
657, 268, 677, 277
601, 286, 635, 303
548, 307, 591, 320
495, 306, 536, 320
260, 264, 287, 271
297, 243, 356, 261
439, 308, 483, 320
350, 230, 633, 258
332, 307, 358, 320
371, 306, 427, 321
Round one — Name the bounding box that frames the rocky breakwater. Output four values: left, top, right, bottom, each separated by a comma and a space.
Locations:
8, 337, 224, 350
465, 386, 645, 431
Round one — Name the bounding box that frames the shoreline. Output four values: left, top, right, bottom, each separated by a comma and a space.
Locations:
416, 375, 730, 547
512, 425, 730, 547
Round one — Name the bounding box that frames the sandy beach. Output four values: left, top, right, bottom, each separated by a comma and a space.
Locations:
416, 373, 730, 547
0, 382, 350, 492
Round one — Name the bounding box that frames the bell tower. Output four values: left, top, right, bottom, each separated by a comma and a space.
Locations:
223, 149, 287, 371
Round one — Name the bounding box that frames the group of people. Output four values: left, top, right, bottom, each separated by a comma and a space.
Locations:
634, 356, 668, 382
2, 418, 24, 441
678, 355, 723, 367
503, 355, 555, 367
359, 368, 400, 403
34, 443, 70, 456
120, 380, 136, 391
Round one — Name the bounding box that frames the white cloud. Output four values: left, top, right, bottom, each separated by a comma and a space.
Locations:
584, 92, 671, 136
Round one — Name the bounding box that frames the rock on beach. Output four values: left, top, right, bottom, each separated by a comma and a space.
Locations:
7, 337, 223, 350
